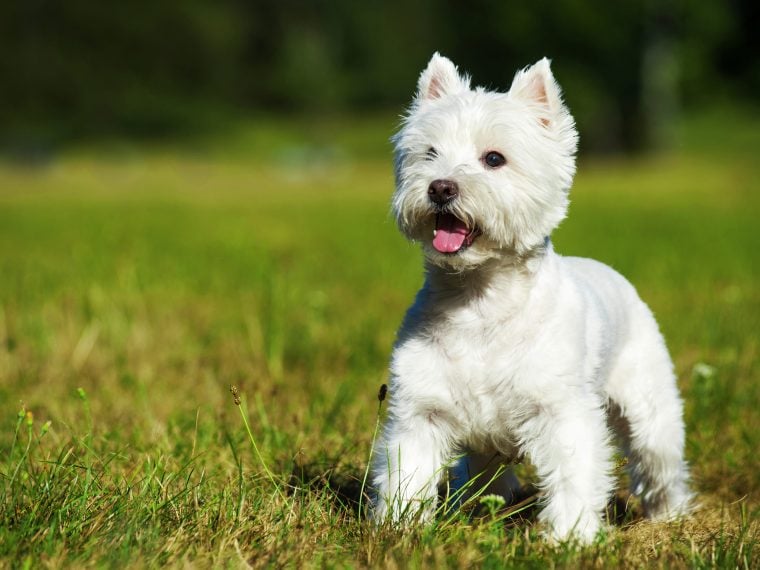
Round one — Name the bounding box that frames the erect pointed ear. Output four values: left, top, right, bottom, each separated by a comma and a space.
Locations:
508, 58, 566, 125
415, 52, 470, 102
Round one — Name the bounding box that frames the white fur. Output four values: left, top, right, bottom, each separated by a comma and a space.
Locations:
372, 53, 693, 542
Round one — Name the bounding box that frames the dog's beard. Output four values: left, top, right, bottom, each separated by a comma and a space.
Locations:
394, 179, 480, 239
395, 211, 505, 272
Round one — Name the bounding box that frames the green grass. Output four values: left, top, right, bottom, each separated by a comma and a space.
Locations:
0, 109, 759, 567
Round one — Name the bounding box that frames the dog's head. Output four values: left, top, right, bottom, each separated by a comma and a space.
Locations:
392, 53, 578, 270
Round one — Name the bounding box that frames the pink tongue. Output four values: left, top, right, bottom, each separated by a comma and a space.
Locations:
433, 214, 469, 253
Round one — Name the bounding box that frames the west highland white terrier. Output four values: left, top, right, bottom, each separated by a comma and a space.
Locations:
371, 53, 693, 542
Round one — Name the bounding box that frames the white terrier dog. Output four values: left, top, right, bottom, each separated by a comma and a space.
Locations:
371, 53, 692, 542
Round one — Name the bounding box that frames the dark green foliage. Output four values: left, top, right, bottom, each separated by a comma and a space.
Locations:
0, 1, 756, 151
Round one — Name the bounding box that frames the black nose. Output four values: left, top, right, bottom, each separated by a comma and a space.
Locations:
428, 179, 459, 205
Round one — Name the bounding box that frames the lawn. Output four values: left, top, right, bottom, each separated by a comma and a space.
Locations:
0, 108, 758, 567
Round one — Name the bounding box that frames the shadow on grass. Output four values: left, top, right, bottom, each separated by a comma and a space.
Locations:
288, 459, 643, 528
288, 459, 365, 516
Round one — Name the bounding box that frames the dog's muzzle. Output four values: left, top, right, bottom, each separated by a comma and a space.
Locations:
428, 179, 459, 206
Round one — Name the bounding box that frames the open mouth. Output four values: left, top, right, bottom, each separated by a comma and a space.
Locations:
432, 213, 480, 254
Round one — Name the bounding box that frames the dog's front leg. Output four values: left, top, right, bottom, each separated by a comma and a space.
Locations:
516, 395, 614, 543
371, 413, 452, 524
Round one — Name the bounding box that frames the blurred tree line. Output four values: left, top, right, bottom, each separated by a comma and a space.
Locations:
0, 0, 756, 152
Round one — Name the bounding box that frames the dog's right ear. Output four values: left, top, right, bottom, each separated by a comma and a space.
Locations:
415, 53, 470, 102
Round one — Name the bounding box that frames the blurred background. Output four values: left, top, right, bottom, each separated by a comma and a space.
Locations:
0, 0, 757, 157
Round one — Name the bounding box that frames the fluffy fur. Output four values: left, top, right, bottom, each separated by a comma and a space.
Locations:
371, 53, 693, 542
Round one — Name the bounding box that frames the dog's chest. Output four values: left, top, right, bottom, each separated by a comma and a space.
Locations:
395, 299, 537, 452
436, 309, 528, 407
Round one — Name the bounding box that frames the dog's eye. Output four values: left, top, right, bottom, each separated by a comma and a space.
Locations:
426, 147, 438, 160
483, 151, 507, 169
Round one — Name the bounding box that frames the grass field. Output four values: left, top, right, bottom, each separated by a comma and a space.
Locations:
1, 108, 759, 567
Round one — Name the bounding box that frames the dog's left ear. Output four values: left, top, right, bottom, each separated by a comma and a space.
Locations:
508, 58, 567, 126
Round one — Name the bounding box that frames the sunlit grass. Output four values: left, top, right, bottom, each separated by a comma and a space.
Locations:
0, 110, 758, 567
